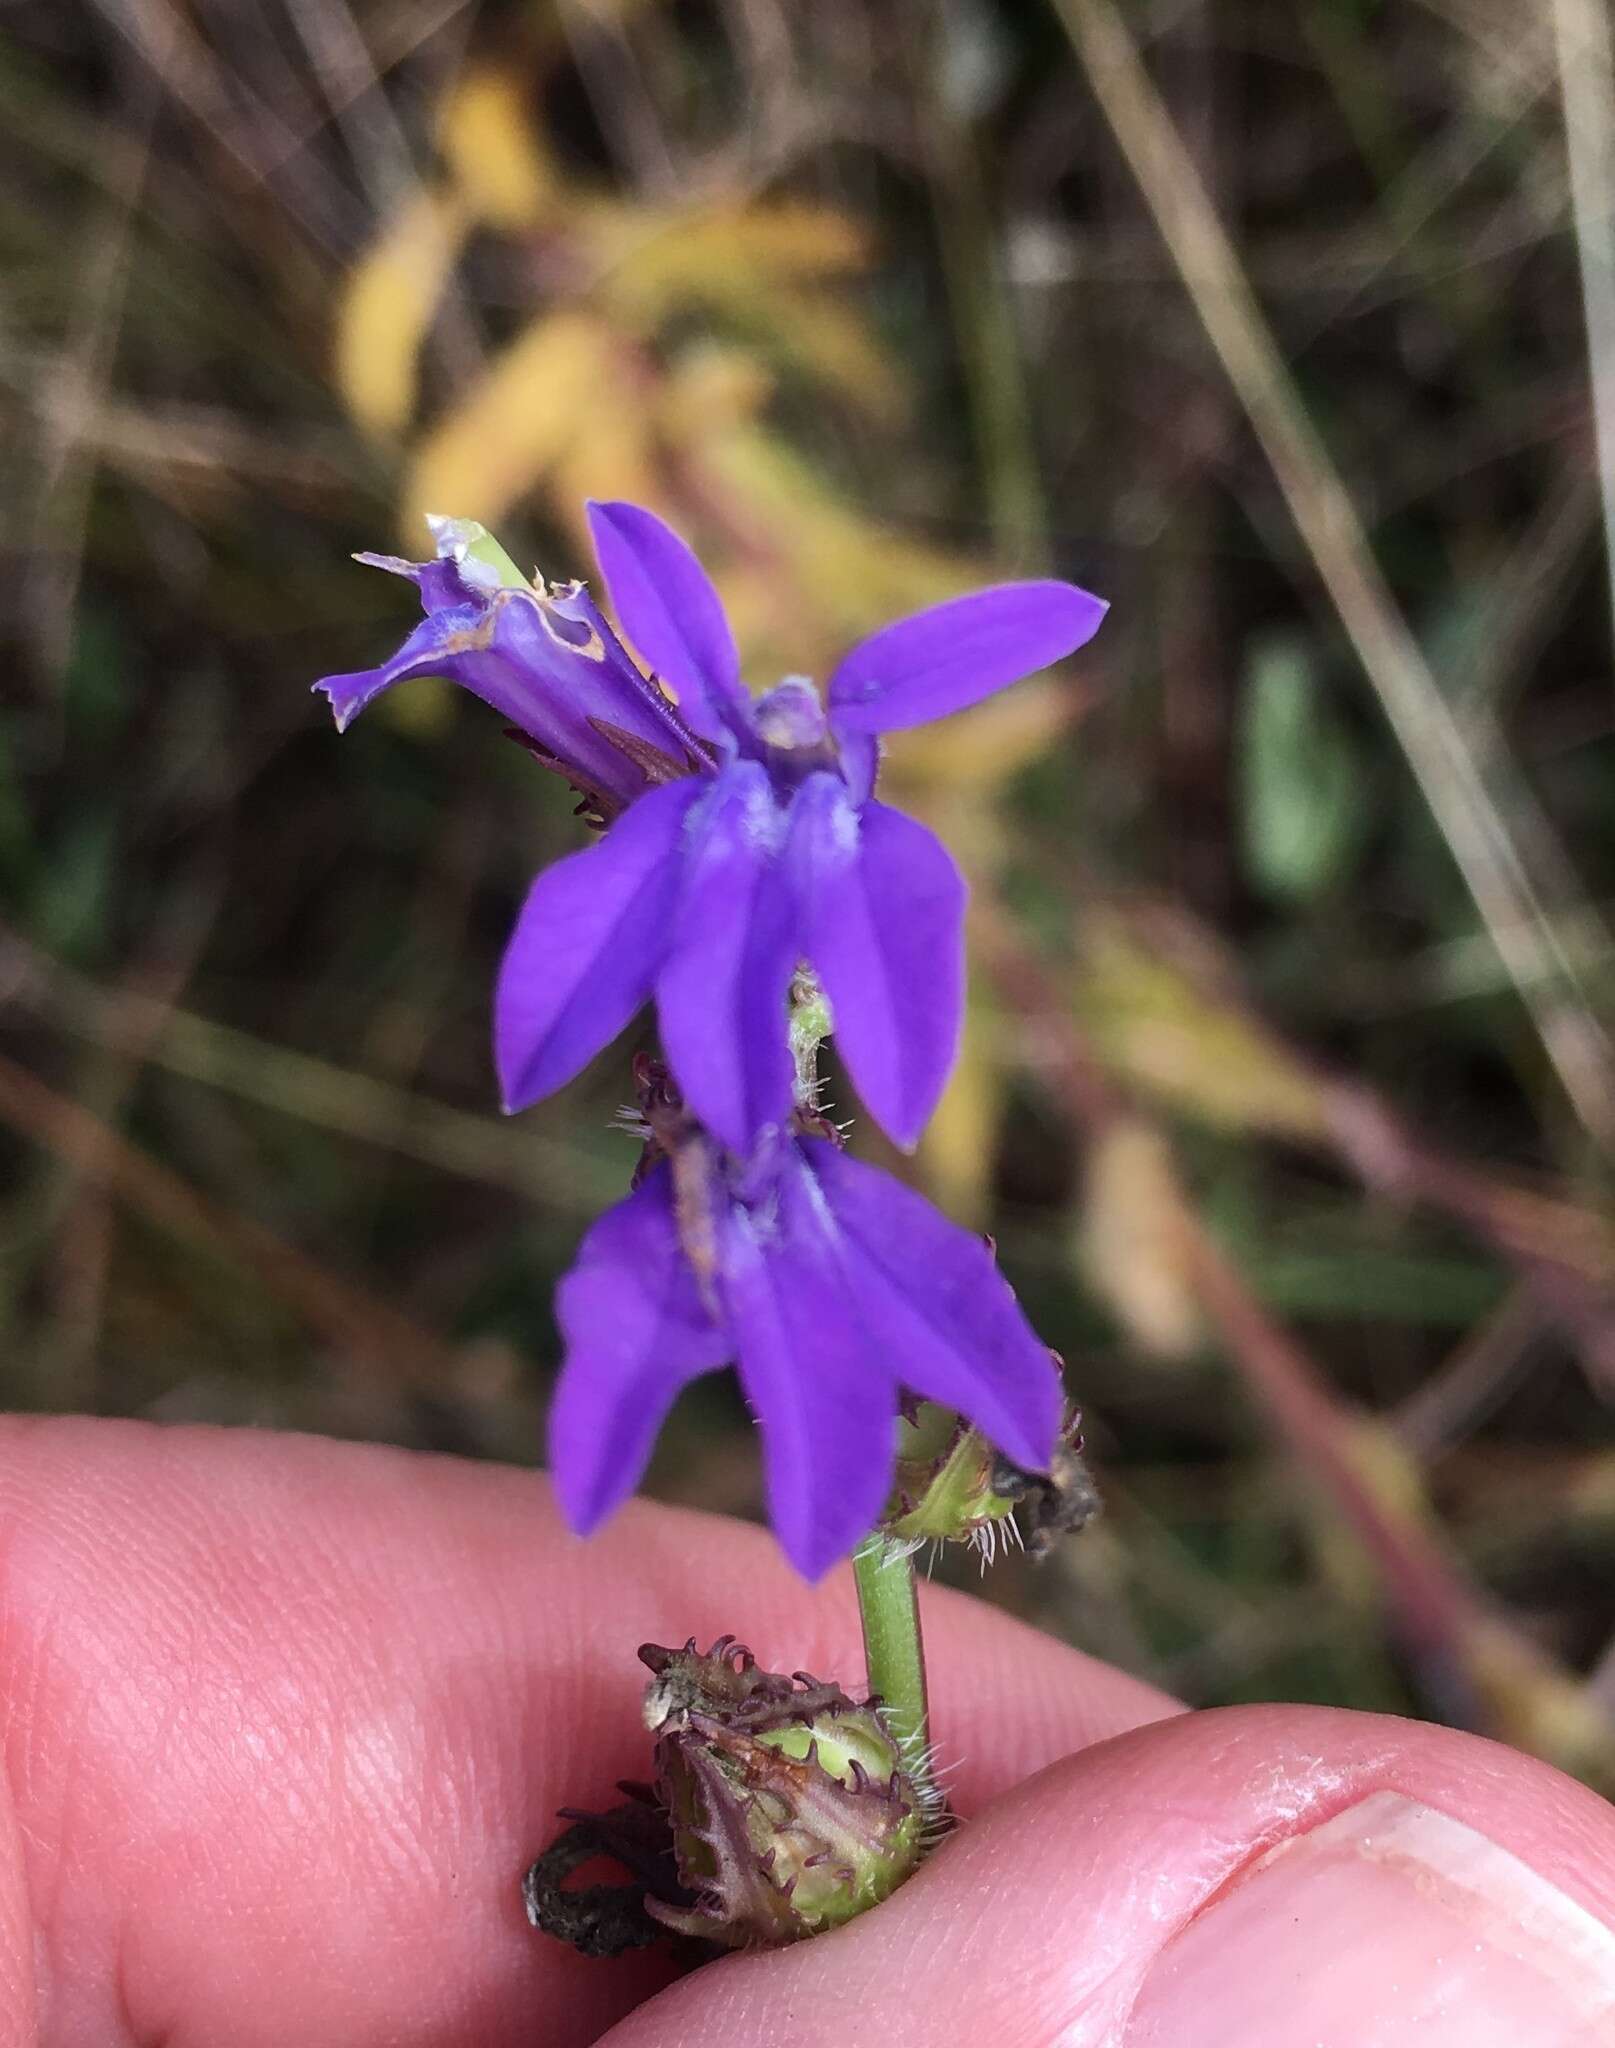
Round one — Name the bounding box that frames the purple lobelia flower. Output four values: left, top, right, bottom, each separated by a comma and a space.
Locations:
315, 504, 1107, 1155
547, 1062, 1063, 1579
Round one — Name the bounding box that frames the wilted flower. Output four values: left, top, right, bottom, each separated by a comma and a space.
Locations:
313, 515, 708, 816
639, 1638, 926, 1947
316, 502, 1106, 1153
549, 1065, 1061, 1578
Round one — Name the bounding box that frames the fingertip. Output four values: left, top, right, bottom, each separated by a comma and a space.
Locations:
595, 1704, 1615, 2047
0, 1751, 37, 2048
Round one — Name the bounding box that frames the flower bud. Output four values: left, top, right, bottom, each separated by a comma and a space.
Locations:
884, 1380, 1098, 1564
884, 1400, 1023, 1555
639, 1638, 925, 1948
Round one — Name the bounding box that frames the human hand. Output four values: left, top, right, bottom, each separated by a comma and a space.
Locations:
1, 1417, 1611, 2045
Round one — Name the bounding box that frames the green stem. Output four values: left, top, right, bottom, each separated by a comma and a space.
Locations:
852, 1534, 932, 1798
796, 986, 934, 1801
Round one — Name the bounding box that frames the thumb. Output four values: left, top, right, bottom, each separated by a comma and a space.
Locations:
599, 1702, 1615, 2046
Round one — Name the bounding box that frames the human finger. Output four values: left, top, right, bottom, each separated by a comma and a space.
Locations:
599, 1700, 1615, 2046
0, 1414, 1175, 2046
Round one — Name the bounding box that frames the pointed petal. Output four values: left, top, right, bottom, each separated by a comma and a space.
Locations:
790, 777, 965, 1150
587, 500, 750, 742
314, 600, 489, 733
836, 727, 880, 806
353, 547, 487, 614
496, 778, 701, 1112
800, 1142, 1062, 1474
656, 761, 798, 1155
550, 1165, 730, 1533
718, 1178, 896, 1578
827, 580, 1108, 733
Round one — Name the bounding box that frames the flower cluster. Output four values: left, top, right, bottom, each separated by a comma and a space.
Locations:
317, 502, 1106, 1575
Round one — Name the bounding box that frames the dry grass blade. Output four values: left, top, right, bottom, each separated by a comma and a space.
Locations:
0, 1049, 462, 1394
3, 930, 620, 1215
1551, 0, 1615, 666
1392, 1288, 1548, 1457
281, 0, 423, 206
95, 0, 346, 250
21, 49, 158, 701
1052, 0, 1615, 1147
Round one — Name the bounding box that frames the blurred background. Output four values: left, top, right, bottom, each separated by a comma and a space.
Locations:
5, 0, 1615, 1783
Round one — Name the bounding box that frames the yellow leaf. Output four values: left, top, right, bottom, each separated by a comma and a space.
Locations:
741, 284, 904, 421
919, 994, 1002, 1230
549, 397, 660, 556
660, 343, 776, 433
1466, 1621, 1615, 1789
589, 199, 899, 419
589, 200, 872, 299
671, 414, 972, 657
400, 312, 625, 540
1075, 904, 1330, 1141
436, 68, 556, 230
883, 678, 1075, 797
335, 189, 466, 439
1076, 1117, 1203, 1362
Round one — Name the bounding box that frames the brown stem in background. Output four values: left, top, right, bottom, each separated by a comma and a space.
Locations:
976, 902, 1615, 1781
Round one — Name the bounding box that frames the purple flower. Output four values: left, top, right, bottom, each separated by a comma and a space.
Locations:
316, 504, 1107, 1154
548, 1094, 1063, 1578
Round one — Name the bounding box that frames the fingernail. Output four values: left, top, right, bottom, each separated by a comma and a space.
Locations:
1124, 1789, 1615, 2044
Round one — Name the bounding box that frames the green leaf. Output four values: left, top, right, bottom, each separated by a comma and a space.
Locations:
1238, 634, 1363, 905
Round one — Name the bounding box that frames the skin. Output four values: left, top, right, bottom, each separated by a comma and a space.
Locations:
1, 1417, 1612, 2046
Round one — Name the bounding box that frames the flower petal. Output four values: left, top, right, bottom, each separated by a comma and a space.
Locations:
550, 1164, 730, 1533
827, 580, 1108, 733
718, 1183, 896, 1578
801, 1141, 1062, 1474
790, 775, 965, 1150
496, 777, 702, 1112
836, 727, 880, 806
352, 544, 489, 614
587, 500, 751, 742
656, 761, 798, 1155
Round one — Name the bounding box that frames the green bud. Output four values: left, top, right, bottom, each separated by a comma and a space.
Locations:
883, 1382, 1099, 1564
884, 1401, 1023, 1556
788, 967, 834, 1101
639, 1638, 925, 1948
422, 513, 530, 592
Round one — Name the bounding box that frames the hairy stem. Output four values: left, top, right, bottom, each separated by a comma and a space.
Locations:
852, 1534, 932, 1800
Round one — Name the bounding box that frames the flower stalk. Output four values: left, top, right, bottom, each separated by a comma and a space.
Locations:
852, 1534, 933, 1801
